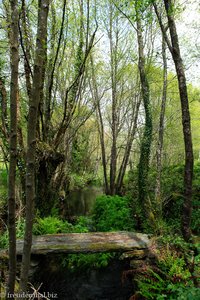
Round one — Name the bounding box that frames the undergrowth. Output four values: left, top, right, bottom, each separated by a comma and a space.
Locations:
92, 195, 135, 231
132, 235, 200, 300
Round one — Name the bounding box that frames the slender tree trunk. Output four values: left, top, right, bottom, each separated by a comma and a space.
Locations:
17, 0, 31, 206
163, 0, 194, 241
109, 2, 118, 195
6, 0, 19, 296
19, 0, 50, 292
90, 57, 109, 194
136, 9, 153, 224
155, 37, 167, 218
96, 98, 109, 194
20, 0, 32, 100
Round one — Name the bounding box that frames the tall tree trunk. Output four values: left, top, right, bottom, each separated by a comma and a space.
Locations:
6, 0, 19, 296
136, 8, 153, 225
154, 0, 194, 241
163, 0, 193, 241
17, 0, 31, 206
19, 0, 50, 292
90, 57, 109, 194
154, 37, 167, 221
109, 2, 118, 195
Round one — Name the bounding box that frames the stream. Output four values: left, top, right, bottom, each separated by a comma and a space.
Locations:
66, 186, 103, 216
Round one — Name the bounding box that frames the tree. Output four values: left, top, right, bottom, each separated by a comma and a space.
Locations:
153, 0, 194, 241
135, 3, 153, 226
154, 36, 167, 228
6, 0, 19, 296
17, 0, 97, 216
90, 56, 109, 193
91, 1, 141, 195
20, 0, 50, 292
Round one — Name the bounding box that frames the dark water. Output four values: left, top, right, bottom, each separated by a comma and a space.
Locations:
66, 186, 103, 216
32, 255, 134, 300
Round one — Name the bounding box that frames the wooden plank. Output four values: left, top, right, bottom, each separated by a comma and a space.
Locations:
16, 232, 151, 255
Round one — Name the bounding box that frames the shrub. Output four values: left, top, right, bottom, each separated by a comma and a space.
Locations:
72, 216, 92, 233
32, 216, 91, 235
92, 195, 135, 231
33, 216, 74, 235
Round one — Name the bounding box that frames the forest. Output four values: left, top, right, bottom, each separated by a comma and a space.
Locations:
0, 0, 200, 299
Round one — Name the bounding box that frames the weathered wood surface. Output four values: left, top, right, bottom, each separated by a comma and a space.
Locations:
15, 232, 151, 255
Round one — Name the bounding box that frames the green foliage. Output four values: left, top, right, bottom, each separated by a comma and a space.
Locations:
0, 168, 8, 210
165, 285, 200, 300
0, 168, 7, 186
61, 252, 115, 273
0, 230, 8, 249
158, 254, 191, 280
92, 195, 135, 231
32, 216, 74, 235
136, 237, 200, 300
51, 214, 115, 273
16, 218, 26, 238
72, 216, 92, 233
127, 163, 200, 234
158, 234, 190, 252
137, 268, 165, 300
161, 163, 200, 234
32, 216, 92, 235
137, 255, 195, 299
0, 218, 25, 249
0, 216, 91, 249
69, 172, 97, 190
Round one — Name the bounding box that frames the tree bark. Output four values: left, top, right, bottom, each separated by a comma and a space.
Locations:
6, 0, 19, 296
90, 57, 109, 194
136, 8, 153, 224
19, 0, 50, 292
155, 37, 167, 219
158, 0, 194, 241
20, 0, 32, 100
36, 150, 64, 216
109, 2, 118, 195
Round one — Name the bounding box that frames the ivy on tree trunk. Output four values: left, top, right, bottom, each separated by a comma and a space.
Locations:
136, 6, 153, 227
